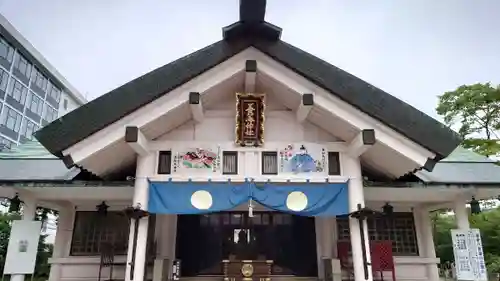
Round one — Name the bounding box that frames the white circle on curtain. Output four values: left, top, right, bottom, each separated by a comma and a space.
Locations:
286, 191, 308, 211
191, 190, 213, 210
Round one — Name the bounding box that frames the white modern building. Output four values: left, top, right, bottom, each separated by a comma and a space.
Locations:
0, 13, 86, 149
0, 1, 499, 281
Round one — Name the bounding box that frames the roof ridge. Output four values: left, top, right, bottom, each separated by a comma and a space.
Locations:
35, 30, 461, 162
269, 39, 453, 128
251, 39, 460, 158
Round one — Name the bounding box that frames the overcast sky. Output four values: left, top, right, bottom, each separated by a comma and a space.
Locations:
0, 0, 498, 119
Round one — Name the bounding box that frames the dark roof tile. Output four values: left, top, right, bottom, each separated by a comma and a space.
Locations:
35, 35, 460, 161
253, 40, 460, 157
35, 39, 251, 155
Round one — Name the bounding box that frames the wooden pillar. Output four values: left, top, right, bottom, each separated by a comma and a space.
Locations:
419, 207, 440, 281
344, 155, 373, 281
125, 153, 155, 281
48, 204, 73, 281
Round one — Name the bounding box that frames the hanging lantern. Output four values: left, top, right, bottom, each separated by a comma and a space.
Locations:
96, 201, 109, 217
8, 194, 22, 213
470, 197, 481, 214
382, 202, 394, 216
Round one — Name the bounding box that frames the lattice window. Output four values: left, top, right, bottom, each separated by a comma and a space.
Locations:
222, 151, 238, 175
328, 152, 341, 175
157, 151, 172, 174
70, 211, 130, 256
262, 151, 278, 175
336, 212, 419, 255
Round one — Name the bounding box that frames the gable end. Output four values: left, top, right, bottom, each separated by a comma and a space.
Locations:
34, 0, 461, 162
34, 39, 252, 156
251, 39, 461, 159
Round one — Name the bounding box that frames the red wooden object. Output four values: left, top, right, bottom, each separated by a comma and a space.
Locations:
336, 241, 396, 281
371, 241, 396, 281
337, 241, 354, 280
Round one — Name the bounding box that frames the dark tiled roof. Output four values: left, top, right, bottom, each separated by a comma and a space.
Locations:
252, 40, 460, 158
0, 140, 80, 181
34, 0, 461, 161
0, 140, 56, 159
0, 158, 80, 181
417, 162, 500, 184
416, 147, 500, 184
35, 39, 251, 156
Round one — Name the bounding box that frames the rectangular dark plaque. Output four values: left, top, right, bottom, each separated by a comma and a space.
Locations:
235, 93, 265, 147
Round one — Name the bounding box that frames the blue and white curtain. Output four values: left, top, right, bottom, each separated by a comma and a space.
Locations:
148, 179, 349, 217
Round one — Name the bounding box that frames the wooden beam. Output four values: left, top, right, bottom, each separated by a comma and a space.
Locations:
189, 92, 204, 123
245, 60, 257, 93
125, 126, 150, 156
61, 154, 75, 168
346, 129, 376, 157
296, 93, 314, 122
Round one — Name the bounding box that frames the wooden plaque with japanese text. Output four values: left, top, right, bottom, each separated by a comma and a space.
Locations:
235, 93, 265, 147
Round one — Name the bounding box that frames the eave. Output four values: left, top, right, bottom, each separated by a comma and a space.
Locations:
35, 38, 460, 162
53, 48, 438, 178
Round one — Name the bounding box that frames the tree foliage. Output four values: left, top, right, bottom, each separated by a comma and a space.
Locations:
0, 212, 20, 275
433, 207, 500, 273
432, 212, 455, 264
436, 83, 500, 158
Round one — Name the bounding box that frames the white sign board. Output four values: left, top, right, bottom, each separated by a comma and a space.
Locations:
3, 220, 42, 275
451, 229, 487, 281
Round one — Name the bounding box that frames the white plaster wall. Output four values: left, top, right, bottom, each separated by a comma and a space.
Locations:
54, 258, 153, 281
50, 205, 159, 281
156, 89, 340, 143
53, 262, 429, 281
323, 203, 439, 281
50, 203, 436, 281
152, 96, 345, 181
48, 92, 436, 281
156, 110, 339, 143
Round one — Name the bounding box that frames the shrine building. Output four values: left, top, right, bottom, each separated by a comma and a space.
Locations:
1, 1, 500, 281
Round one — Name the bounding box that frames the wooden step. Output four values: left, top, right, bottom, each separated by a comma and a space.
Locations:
180, 276, 318, 281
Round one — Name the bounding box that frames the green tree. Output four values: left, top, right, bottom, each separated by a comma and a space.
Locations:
34, 207, 55, 278
35, 234, 53, 278
432, 212, 455, 263
436, 83, 500, 158
433, 207, 500, 274
0, 212, 21, 274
